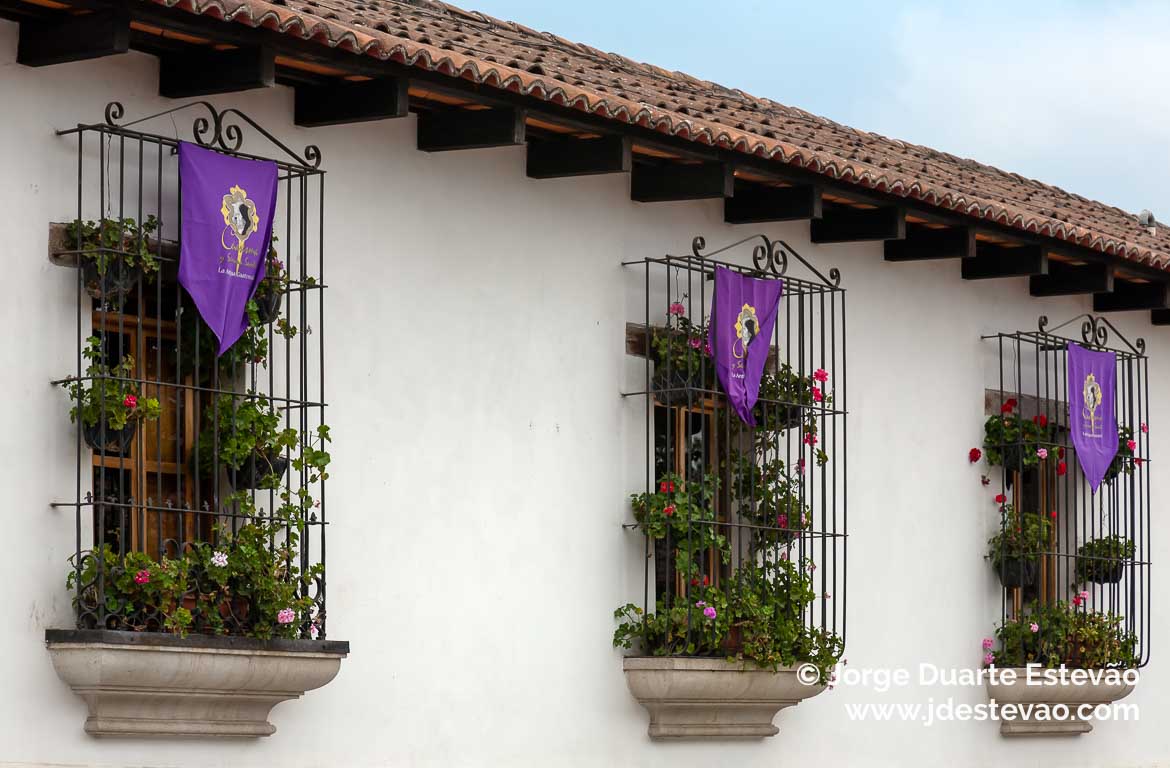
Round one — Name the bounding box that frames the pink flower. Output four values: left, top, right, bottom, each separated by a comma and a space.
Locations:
688, 337, 702, 349
703, 342, 712, 356
803, 432, 817, 446
133, 570, 150, 585
823, 592, 831, 599
981, 638, 993, 651
123, 394, 138, 409
277, 608, 296, 624
703, 606, 717, 620
780, 550, 789, 561
1029, 622, 1039, 633
1127, 439, 1137, 452
983, 653, 995, 666
777, 514, 789, 528
813, 368, 829, 383
668, 302, 686, 317
1036, 448, 1048, 460
1080, 590, 1089, 601
798, 458, 806, 474
811, 386, 824, 403
808, 562, 817, 572
309, 622, 319, 639
1141, 422, 1149, 434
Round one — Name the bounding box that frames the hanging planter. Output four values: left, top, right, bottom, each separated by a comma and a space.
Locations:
1075, 536, 1134, 585
65, 217, 160, 305
253, 286, 282, 324
61, 337, 160, 454
230, 450, 290, 490
81, 260, 142, 305
986, 503, 1050, 590
992, 556, 1039, 589
651, 367, 709, 406
82, 418, 137, 454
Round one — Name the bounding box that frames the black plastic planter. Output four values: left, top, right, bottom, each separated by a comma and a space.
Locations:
994, 557, 1039, 589
82, 419, 136, 454
651, 368, 708, 407
1077, 560, 1126, 585
253, 286, 282, 324
81, 260, 141, 305
230, 451, 290, 490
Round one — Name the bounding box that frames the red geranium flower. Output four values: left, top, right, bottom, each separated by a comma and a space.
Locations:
994, 494, 1007, 504
659, 481, 668, 493
1001, 398, 1018, 414
1057, 447, 1065, 459
663, 505, 676, 517
1050, 510, 1057, 519
1056, 461, 1067, 477
968, 448, 982, 463
1033, 414, 1048, 427
1135, 458, 1144, 468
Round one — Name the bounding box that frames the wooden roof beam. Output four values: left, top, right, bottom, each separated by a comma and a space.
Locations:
417, 107, 525, 152
1093, 281, 1169, 312
527, 135, 631, 179
884, 225, 975, 261
631, 162, 733, 203
961, 244, 1048, 280
17, 7, 128, 66
295, 78, 408, 127
811, 205, 905, 244
1029, 262, 1113, 297
724, 184, 822, 224
160, 45, 274, 98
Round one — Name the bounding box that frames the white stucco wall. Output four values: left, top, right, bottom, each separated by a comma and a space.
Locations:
1, 20, 1168, 766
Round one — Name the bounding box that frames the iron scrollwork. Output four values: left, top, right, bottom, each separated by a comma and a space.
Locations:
690, 233, 841, 287
1038, 314, 1146, 356
101, 100, 322, 169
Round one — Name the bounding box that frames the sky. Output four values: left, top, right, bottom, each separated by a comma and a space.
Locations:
465, 0, 1170, 220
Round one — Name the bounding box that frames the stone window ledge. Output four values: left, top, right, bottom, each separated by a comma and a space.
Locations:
986, 668, 1136, 737
45, 629, 349, 738
623, 657, 825, 740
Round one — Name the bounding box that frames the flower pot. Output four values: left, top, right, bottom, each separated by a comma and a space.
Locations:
81, 260, 141, 305
652, 368, 708, 406
82, 418, 136, 454
993, 556, 1039, 589
230, 451, 289, 490
253, 285, 282, 324
1077, 560, 1126, 585
754, 403, 804, 432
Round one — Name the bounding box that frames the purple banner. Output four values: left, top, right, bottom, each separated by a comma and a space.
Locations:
707, 267, 783, 425
1068, 342, 1118, 492
178, 141, 278, 356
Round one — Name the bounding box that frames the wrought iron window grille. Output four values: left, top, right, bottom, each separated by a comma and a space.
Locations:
50, 101, 329, 640
619, 234, 847, 671
983, 314, 1151, 668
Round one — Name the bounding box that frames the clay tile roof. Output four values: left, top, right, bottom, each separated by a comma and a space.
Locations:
149, 0, 1170, 269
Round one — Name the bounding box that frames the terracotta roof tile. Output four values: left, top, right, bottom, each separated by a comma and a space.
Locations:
147, 0, 1170, 269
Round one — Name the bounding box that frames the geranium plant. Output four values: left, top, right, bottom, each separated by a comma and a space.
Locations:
61, 336, 160, 447
986, 503, 1051, 587
989, 599, 1138, 669
983, 400, 1054, 469
753, 364, 830, 434
728, 454, 811, 545
617, 472, 843, 683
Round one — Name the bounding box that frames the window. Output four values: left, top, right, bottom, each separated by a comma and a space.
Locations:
55, 103, 329, 639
